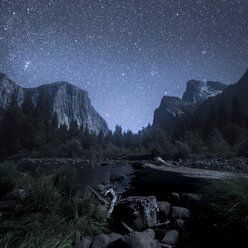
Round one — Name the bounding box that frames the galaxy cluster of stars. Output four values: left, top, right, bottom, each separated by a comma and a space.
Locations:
0, 0, 247, 131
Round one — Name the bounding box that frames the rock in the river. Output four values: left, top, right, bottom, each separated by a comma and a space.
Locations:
161, 230, 179, 246
171, 206, 190, 220
113, 196, 158, 230
91, 233, 123, 248
157, 201, 171, 221
111, 229, 161, 248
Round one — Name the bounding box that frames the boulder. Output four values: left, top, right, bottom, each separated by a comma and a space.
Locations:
181, 193, 201, 203
161, 230, 179, 246
91, 233, 123, 248
112, 196, 158, 230
111, 229, 161, 248
171, 206, 190, 220
76, 237, 91, 248
157, 201, 171, 221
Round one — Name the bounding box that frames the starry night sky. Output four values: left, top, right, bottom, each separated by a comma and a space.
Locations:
0, 0, 247, 132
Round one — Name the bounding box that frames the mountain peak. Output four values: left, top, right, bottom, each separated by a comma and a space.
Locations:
182, 79, 227, 104
0, 74, 108, 134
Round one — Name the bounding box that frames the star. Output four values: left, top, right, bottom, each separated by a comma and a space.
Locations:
0, 0, 247, 132
24, 61, 31, 70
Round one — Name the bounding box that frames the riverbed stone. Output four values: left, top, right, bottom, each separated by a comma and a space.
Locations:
171, 206, 190, 219
181, 193, 201, 203
161, 230, 179, 246
112, 196, 158, 230
157, 201, 171, 221
111, 229, 161, 248
91, 233, 123, 248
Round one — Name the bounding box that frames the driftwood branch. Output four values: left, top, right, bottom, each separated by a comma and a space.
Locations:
155, 220, 170, 227
87, 186, 109, 206
159, 243, 173, 248
105, 188, 117, 214
121, 221, 133, 233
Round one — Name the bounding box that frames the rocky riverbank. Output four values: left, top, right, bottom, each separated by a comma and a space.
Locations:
1, 158, 247, 247
15, 157, 248, 173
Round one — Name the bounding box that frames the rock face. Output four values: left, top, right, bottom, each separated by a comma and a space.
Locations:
195, 68, 248, 120
153, 96, 196, 131
0, 73, 24, 108
153, 77, 227, 130
0, 73, 108, 134
182, 80, 227, 104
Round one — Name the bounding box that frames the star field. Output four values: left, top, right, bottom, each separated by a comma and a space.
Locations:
0, 0, 247, 132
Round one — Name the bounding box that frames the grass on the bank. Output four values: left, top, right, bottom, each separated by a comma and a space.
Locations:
0, 162, 109, 248
201, 173, 248, 229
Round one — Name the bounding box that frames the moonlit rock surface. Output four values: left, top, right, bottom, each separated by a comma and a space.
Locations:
0, 74, 108, 134
182, 80, 227, 104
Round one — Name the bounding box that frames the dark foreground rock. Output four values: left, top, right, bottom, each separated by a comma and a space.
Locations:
110, 229, 161, 248
112, 196, 158, 230
161, 230, 179, 246
91, 233, 123, 248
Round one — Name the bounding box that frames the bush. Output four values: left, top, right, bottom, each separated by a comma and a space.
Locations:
0, 168, 109, 247
22, 176, 63, 213
207, 128, 230, 157
64, 139, 84, 157
0, 161, 19, 199
174, 140, 191, 159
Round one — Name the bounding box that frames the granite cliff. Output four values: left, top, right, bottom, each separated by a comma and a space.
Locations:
0, 73, 108, 134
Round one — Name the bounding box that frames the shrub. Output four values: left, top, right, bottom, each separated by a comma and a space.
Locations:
174, 140, 191, 159
207, 128, 230, 157
0, 171, 109, 247
0, 161, 19, 199
22, 176, 63, 213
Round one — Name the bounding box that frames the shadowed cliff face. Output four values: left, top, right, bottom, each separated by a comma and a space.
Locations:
0, 73, 108, 134
153, 96, 196, 131
194, 68, 248, 120
153, 78, 228, 130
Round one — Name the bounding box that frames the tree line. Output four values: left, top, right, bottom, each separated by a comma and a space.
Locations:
0, 91, 248, 159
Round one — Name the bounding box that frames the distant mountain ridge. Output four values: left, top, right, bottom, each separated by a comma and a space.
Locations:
0, 73, 108, 134
153, 77, 228, 130
194, 68, 248, 120
153, 69, 248, 131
